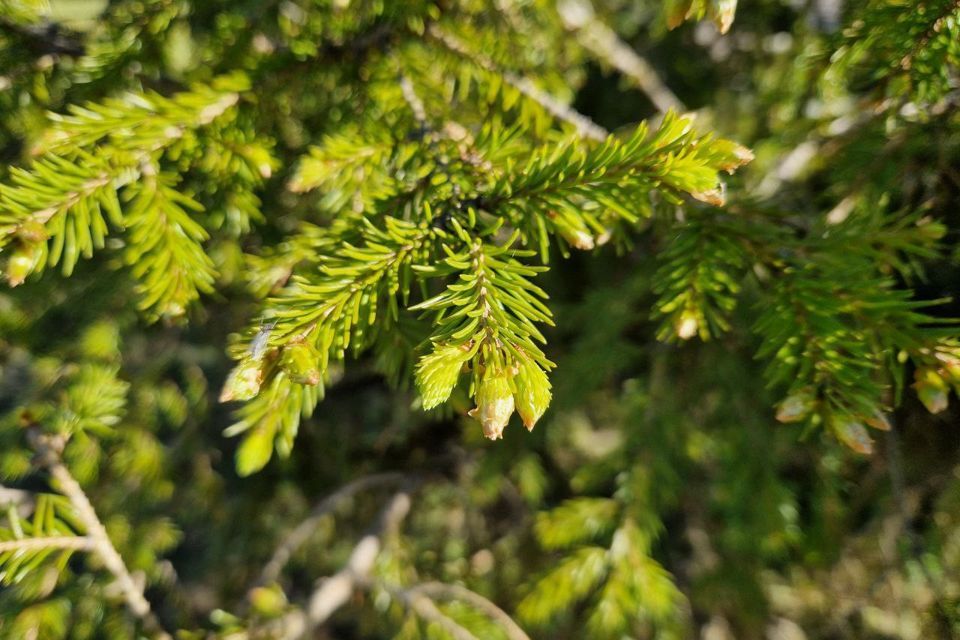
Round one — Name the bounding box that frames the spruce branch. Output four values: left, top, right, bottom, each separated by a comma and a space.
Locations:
1, 75, 249, 318
0, 151, 123, 281
413, 239, 554, 438
652, 218, 747, 341
223, 17, 751, 462
520, 496, 682, 635
38, 73, 246, 154
27, 430, 172, 640
898, 0, 960, 70
229, 108, 750, 456
287, 132, 397, 214
223, 218, 436, 473
836, 0, 960, 103
483, 111, 752, 256
123, 164, 217, 319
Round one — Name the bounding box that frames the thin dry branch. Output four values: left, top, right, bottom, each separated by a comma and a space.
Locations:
408, 581, 531, 640
400, 73, 429, 127
557, 0, 685, 113
386, 584, 479, 640
0, 535, 93, 553
428, 24, 609, 141
274, 487, 414, 639
258, 472, 407, 586
28, 430, 172, 640
0, 484, 35, 516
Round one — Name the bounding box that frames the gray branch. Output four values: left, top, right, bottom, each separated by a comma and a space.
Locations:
429, 24, 609, 141
258, 472, 407, 586
558, 0, 685, 114
28, 430, 172, 640
0, 535, 93, 553
0, 484, 35, 516
385, 584, 479, 640
400, 74, 429, 127
407, 581, 531, 640
274, 488, 414, 639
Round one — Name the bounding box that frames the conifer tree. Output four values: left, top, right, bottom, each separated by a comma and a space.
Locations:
1, 0, 959, 638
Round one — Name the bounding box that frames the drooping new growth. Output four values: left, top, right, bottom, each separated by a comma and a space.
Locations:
219, 108, 751, 470
2, 0, 957, 481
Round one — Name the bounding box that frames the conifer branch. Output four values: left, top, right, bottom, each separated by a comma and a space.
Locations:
229, 103, 750, 453
652, 218, 746, 341
124, 164, 217, 319
1, 75, 249, 318
28, 430, 172, 640
482, 112, 751, 254
223, 218, 436, 473
899, 0, 960, 70
38, 74, 245, 154
413, 239, 554, 437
